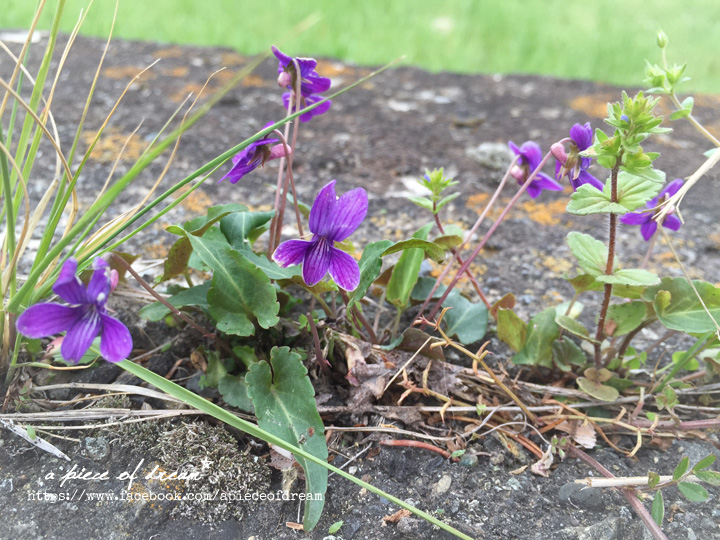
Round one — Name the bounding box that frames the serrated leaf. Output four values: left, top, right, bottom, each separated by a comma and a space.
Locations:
694, 470, 720, 486
218, 374, 254, 413
674, 456, 690, 480
651, 491, 664, 526
386, 223, 433, 308
497, 308, 526, 352
382, 238, 445, 263
678, 481, 708, 502
606, 301, 647, 336
187, 235, 279, 336
596, 268, 660, 287
692, 455, 716, 473
643, 277, 720, 333
567, 184, 627, 215
246, 347, 327, 530
576, 378, 620, 401
567, 232, 608, 277
442, 294, 488, 345
512, 308, 559, 368
139, 282, 211, 322
347, 240, 393, 309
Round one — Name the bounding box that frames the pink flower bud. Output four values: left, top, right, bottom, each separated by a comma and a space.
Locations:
550, 142, 567, 164
277, 71, 292, 88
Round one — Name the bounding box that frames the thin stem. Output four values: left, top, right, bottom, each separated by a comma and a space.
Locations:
272, 129, 303, 236
339, 290, 378, 344
594, 160, 621, 368
110, 254, 215, 338
424, 151, 554, 323
307, 298, 328, 370
418, 155, 518, 318
567, 445, 668, 540
433, 212, 490, 309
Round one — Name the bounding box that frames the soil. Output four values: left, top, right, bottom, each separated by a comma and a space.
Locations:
1, 32, 720, 539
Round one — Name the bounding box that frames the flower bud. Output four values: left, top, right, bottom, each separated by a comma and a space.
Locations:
550, 142, 567, 164
656, 31, 669, 49
277, 71, 292, 89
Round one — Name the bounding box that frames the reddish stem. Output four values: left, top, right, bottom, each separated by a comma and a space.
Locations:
380, 439, 456, 460
424, 150, 556, 323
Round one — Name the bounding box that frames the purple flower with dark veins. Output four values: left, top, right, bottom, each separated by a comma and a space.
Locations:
16, 258, 132, 363
272, 46, 332, 123
219, 123, 289, 184
273, 181, 367, 290
552, 122, 603, 191
508, 140, 563, 198
620, 178, 684, 241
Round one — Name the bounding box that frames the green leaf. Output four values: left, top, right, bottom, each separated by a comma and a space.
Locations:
220, 211, 274, 250
187, 235, 279, 336
678, 481, 708, 502
26, 426, 36, 440
670, 108, 692, 121
567, 232, 608, 277
199, 351, 228, 389
246, 347, 328, 530
552, 339, 587, 371
566, 274, 602, 294
555, 315, 597, 343
497, 308, 526, 352
236, 246, 298, 280
615, 172, 663, 210
648, 471, 661, 489
674, 456, 689, 480
139, 282, 211, 322
410, 276, 448, 302
606, 301, 648, 336
162, 206, 247, 281
695, 470, 720, 486
651, 491, 664, 526
692, 455, 717, 473
672, 350, 699, 371
218, 374, 254, 413
644, 277, 720, 333
382, 238, 445, 263
386, 223, 433, 308
567, 184, 627, 215
328, 521, 343, 534
347, 240, 393, 309
436, 192, 460, 212
576, 377, 620, 401
441, 294, 488, 345
408, 196, 434, 212
433, 234, 463, 251
596, 268, 660, 287
512, 308, 559, 368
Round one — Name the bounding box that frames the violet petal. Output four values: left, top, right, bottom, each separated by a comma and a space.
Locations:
52, 258, 87, 304
273, 239, 312, 267
640, 221, 658, 241
302, 238, 332, 286
99, 313, 133, 362
62, 309, 102, 362
326, 187, 368, 242
662, 214, 682, 231
16, 303, 82, 338
309, 181, 339, 237
328, 246, 360, 291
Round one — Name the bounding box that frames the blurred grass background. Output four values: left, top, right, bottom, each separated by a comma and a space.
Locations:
2, 0, 719, 93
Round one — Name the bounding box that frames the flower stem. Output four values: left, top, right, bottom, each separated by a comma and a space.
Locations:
339, 290, 378, 344
423, 151, 553, 323
418, 155, 518, 319
641, 226, 659, 269
594, 160, 621, 368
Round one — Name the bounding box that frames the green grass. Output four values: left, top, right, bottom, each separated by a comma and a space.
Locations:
2, 0, 720, 93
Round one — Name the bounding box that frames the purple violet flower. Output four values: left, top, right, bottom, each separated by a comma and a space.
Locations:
508, 141, 563, 199
272, 46, 332, 123
219, 123, 289, 184
552, 122, 603, 192
620, 178, 684, 241
16, 258, 132, 363
272, 46, 331, 96
273, 181, 368, 290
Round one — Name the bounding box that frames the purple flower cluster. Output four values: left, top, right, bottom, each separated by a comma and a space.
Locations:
620, 179, 684, 240
273, 46, 332, 122
273, 181, 367, 291
16, 258, 132, 363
